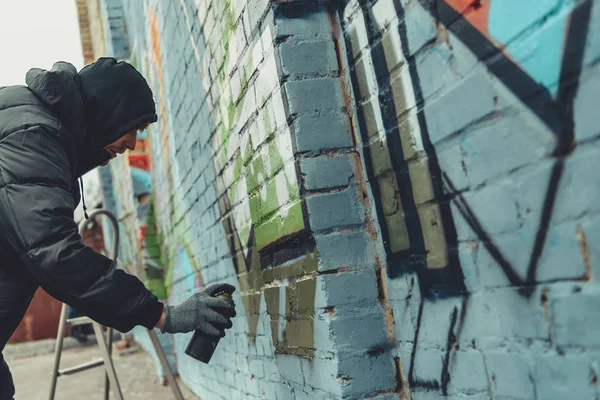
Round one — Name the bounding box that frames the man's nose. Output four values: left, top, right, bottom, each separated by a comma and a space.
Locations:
126, 140, 136, 151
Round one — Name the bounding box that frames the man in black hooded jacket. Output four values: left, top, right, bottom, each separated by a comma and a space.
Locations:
0, 58, 236, 399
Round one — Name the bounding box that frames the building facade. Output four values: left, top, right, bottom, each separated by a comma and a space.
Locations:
74, 0, 600, 398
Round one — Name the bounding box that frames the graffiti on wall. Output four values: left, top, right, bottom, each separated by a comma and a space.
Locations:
346, 0, 593, 394
124, 1, 319, 357
199, 0, 318, 357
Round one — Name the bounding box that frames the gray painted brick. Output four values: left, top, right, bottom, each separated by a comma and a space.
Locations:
575, 62, 600, 142
437, 108, 554, 190
249, 358, 265, 378
412, 347, 444, 384
292, 112, 353, 152
318, 270, 380, 311
337, 352, 397, 396
446, 350, 489, 395
314, 230, 374, 272
584, 0, 600, 65
283, 78, 345, 115
402, 0, 436, 56
488, 287, 549, 341
534, 354, 599, 400
423, 68, 508, 144
546, 145, 600, 225
453, 180, 521, 241
301, 357, 342, 396
306, 185, 365, 232
551, 289, 600, 347
330, 311, 388, 352
279, 40, 339, 78
486, 352, 535, 399
345, 7, 369, 59
300, 154, 354, 191
275, 355, 305, 385
263, 360, 281, 382
371, 0, 397, 32
273, 5, 332, 37
312, 316, 335, 353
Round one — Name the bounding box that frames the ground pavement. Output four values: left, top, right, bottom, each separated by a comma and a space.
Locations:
8, 340, 200, 400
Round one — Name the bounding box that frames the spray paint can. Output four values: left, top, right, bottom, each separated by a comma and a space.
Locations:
185, 291, 234, 363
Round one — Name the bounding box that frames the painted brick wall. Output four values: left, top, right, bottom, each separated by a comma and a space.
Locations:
343, 0, 600, 399
78, 0, 600, 398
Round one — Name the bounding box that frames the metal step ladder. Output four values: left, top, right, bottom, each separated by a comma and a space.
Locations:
48, 209, 184, 400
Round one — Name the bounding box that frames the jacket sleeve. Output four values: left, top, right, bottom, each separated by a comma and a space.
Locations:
0, 127, 163, 332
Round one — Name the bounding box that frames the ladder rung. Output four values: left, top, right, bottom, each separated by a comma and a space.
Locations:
58, 359, 104, 376
67, 316, 93, 326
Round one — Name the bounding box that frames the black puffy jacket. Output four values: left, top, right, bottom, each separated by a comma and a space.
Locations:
0, 58, 163, 339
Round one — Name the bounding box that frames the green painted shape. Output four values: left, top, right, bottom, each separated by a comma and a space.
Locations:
268, 139, 284, 175
255, 199, 305, 250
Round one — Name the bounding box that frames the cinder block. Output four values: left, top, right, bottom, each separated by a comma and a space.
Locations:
453, 180, 522, 242
330, 311, 388, 352
412, 347, 444, 385
534, 353, 599, 400
553, 143, 600, 224
278, 40, 339, 78
437, 109, 554, 190
306, 185, 365, 232
402, 0, 436, 56
414, 296, 463, 347
314, 229, 374, 272
486, 351, 534, 399
292, 112, 353, 153
263, 360, 281, 382
344, 6, 369, 59
246, 374, 260, 396
575, 62, 600, 142
273, 5, 332, 37
229, 388, 244, 400
551, 289, 600, 348
337, 352, 397, 397
371, 0, 398, 32
275, 355, 305, 385
300, 154, 354, 191
247, 0, 270, 36
283, 78, 345, 115
300, 357, 342, 396
317, 270, 379, 311
423, 68, 508, 144
353, 54, 378, 101
446, 350, 489, 395
487, 287, 549, 341
312, 315, 335, 353
255, 51, 279, 108
249, 358, 265, 378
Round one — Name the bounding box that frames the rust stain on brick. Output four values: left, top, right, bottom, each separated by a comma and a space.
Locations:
576, 225, 592, 280
540, 287, 553, 346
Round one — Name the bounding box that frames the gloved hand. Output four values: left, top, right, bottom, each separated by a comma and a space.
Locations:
161, 283, 236, 336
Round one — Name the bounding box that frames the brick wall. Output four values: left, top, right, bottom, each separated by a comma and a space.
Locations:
76, 0, 600, 398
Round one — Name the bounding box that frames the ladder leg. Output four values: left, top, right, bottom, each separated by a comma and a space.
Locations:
92, 323, 124, 400
104, 327, 114, 400
148, 329, 185, 400
48, 303, 69, 400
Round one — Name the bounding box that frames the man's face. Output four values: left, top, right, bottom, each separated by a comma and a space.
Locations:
104, 130, 138, 159
101, 127, 144, 166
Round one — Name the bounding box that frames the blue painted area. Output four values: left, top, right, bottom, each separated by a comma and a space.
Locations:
130, 166, 152, 195
489, 0, 574, 95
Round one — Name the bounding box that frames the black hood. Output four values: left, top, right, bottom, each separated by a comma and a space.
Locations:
26, 57, 158, 177
79, 57, 158, 148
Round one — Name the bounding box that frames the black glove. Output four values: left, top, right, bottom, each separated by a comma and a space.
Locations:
161, 283, 236, 336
